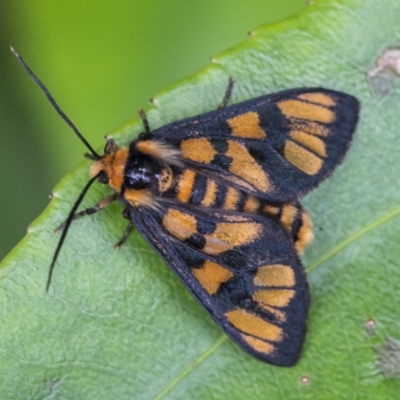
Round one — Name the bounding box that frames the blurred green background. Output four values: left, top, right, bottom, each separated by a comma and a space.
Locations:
0, 0, 306, 261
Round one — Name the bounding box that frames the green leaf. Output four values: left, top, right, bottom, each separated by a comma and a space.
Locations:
1, 0, 400, 398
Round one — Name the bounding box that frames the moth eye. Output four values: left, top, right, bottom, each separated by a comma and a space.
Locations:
98, 171, 109, 184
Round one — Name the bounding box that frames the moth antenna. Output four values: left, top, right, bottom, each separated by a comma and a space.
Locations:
46, 174, 99, 291
10, 46, 101, 160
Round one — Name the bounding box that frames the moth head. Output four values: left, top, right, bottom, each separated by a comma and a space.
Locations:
89, 138, 129, 192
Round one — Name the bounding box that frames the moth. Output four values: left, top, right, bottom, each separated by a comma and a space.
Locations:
12, 47, 359, 366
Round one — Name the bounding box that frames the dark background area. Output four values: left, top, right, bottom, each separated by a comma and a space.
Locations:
0, 0, 306, 261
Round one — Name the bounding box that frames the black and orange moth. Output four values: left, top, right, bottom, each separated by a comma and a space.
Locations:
12, 48, 359, 366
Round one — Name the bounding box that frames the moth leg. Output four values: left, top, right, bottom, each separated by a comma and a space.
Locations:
138, 108, 151, 136
55, 193, 118, 233
219, 77, 235, 108
115, 222, 134, 249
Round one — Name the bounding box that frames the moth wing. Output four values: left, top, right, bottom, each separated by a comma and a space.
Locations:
130, 204, 309, 366
152, 88, 359, 202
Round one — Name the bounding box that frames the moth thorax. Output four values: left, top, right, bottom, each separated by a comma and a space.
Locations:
124, 152, 162, 190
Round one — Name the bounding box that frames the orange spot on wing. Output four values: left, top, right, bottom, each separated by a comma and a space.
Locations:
243, 196, 260, 213
224, 187, 240, 210
298, 92, 336, 107
227, 111, 266, 139
253, 289, 295, 307
295, 211, 314, 254
298, 93, 336, 107
280, 204, 298, 233
162, 209, 197, 240
203, 222, 262, 255
290, 131, 327, 158
241, 334, 276, 355
284, 140, 323, 175
225, 309, 283, 342
181, 138, 217, 163
263, 205, 280, 215
254, 264, 295, 287
177, 170, 196, 203
222, 215, 250, 222
226, 140, 271, 192
278, 99, 335, 123
192, 261, 234, 295
201, 179, 217, 207
289, 121, 329, 137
